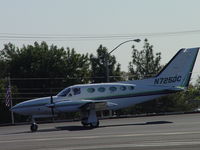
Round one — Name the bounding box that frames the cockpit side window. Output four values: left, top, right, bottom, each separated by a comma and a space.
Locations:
57, 88, 71, 97
120, 86, 126, 91
128, 86, 135, 90
73, 88, 81, 95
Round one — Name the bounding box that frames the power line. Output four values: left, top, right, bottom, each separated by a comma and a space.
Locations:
0, 72, 199, 81
8, 77, 105, 81
1, 29, 200, 41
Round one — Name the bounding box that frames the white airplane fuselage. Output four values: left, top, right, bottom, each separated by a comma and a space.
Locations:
12, 82, 181, 117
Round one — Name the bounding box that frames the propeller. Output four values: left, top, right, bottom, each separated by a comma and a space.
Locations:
50, 95, 55, 117
46, 95, 56, 121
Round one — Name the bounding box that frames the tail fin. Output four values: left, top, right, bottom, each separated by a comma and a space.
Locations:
153, 47, 199, 87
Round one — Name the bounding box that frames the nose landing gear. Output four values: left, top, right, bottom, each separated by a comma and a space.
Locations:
30, 117, 38, 132
30, 123, 38, 132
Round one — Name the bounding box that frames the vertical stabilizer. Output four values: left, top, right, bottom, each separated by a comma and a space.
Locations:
153, 48, 199, 87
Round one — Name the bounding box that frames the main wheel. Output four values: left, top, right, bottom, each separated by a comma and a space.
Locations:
89, 121, 99, 128
81, 121, 89, 127
30, 123, 38, 132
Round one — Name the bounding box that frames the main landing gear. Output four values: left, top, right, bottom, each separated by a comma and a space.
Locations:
30, 118, 38, 132
81, 104, 100, 128
81, 119, 100, 128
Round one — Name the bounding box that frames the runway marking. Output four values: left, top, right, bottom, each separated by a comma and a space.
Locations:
0, 131, 200, 144
37, 141, 200, 150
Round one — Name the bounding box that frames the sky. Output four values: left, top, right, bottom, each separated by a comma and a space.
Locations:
0, 0, 200, 82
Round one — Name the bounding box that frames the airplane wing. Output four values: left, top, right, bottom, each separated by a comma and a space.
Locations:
79, 100, 118, 111
54, 99, 118, 113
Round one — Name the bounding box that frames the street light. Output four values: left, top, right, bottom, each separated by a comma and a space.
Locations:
105, 39, 141, 82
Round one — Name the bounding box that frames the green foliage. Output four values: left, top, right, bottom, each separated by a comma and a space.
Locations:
129, 39, 162, 80
2, 42, 67, 78
195, 76, 200, 90
1, 42, 89, 80
90, 45, 122, 83
0, 61, 8, 78
65, 48, 90, 85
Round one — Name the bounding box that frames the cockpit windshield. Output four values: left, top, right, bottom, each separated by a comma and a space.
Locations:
57, 88, 71, 97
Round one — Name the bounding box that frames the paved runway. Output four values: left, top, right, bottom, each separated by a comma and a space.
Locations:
1, 113, 200, 150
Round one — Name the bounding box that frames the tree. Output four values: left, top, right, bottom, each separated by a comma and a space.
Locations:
2, 42, 67, 78
0, 60, 8, 79
0, 42, 91, 123
90, 45, 122, 83
0, 42, 90, 103
65, 47, 90, 85
125, 39, 162, 113
128, 39, 162, 80
195, 76, 200, 90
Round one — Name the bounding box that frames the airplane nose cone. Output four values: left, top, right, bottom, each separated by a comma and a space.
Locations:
11, 104, 21, 114
11, 101, 32, 116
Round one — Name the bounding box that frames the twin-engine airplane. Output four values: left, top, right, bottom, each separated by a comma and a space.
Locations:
11, 47, 199, 132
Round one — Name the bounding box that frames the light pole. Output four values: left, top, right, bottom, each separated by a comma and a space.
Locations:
105, 39, 140, 82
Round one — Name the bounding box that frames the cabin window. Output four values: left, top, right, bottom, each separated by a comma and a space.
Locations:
87, 88, 95, 93
109, 87, 117, 92
128, 86, 135, 90
120, 86, 126, 91
73, 88, 81, 95
98, 87, 105, 92
57, 88, 71, 97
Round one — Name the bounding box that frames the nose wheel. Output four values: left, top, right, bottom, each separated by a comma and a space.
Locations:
30, 123, 38, 132
30, 117, 38, 132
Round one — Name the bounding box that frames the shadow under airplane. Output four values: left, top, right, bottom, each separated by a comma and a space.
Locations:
6, 120, 173, 134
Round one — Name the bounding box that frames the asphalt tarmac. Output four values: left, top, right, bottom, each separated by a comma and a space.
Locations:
1, 113, 200, 150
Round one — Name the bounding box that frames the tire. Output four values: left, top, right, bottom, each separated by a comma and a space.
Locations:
81, 121, 89, 127
89, 121, 99, 128
30, 123, 38, 132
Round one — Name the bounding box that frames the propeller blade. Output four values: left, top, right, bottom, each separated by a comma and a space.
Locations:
50, 95, 55, 117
